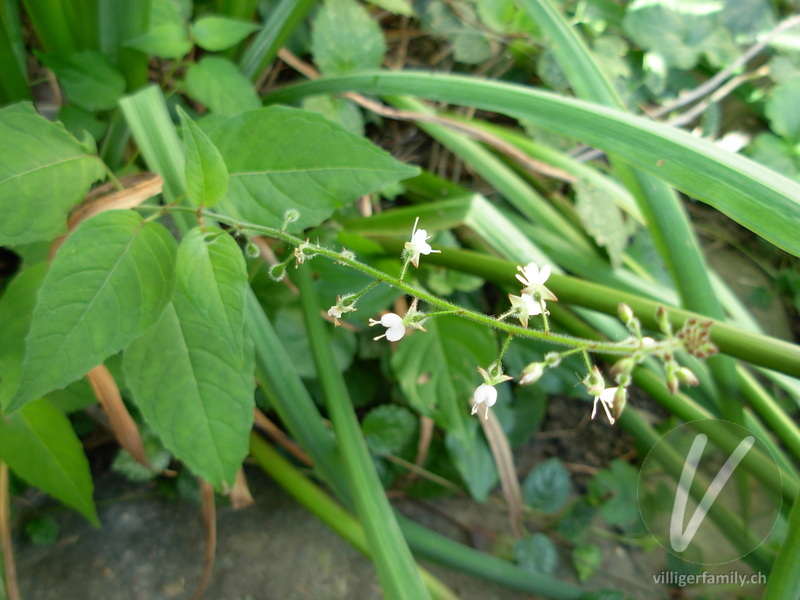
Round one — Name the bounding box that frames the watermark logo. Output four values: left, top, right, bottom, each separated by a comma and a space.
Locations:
638, 420, 782, 564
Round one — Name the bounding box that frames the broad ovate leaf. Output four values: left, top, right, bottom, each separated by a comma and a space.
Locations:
190, 15, 260, 52
184, 56, 260, 116
312, 0, 387, 77
212, 106, 418, 231
178, 106, 229, 206
0, 398, 98, 524
9, 211, 177, 412
176, 227, 247, 356
0, 102, 105, 245
391, 316, 495, 441
124, 289, 255, 488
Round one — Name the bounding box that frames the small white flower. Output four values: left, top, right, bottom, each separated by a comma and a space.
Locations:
404, 217, 440, 268
369, 312, 406, 341
327, 295, 357, 326
471, 383, 497, 420
591, 387, 618, 425
515, 262, 557, 309
508, 292, 541, 328
328, 305, 343, 320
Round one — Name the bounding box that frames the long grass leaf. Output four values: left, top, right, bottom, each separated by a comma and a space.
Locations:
294, 265, 431, 600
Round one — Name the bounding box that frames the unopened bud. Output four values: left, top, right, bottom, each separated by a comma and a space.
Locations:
656, 306, 672, 336
613, 387, 628, 420
618, 303, 634, 325
677, 367, 699, 387
544, 352, 561, 367
281, 209, 300, 230
610, 358, 635, 383
519, 362, 545, 386
269, 262, 286, 281
245, 240, 260, 258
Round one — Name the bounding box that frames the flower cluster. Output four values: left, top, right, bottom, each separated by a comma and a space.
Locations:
321, 217, 710, 426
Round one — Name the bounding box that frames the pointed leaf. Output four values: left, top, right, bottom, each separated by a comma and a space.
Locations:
123, 290, 255, 488
184, 56, 260, 116
176, 226, 247, 356
9, 211, 177, 411
0, 398, 98, 524
177, 107, 229, 207
190, 15, 260, 52
211, 106, 418, 231
0, 264, 48, 407
0, 102, 105, 245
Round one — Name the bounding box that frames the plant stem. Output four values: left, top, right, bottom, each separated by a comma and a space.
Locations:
147, 205, 650, 357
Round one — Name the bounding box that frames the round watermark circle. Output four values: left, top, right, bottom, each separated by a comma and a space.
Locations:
637, 420, 782, 565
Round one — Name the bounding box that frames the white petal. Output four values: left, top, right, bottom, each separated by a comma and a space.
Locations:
473, 383, 497, 406
385, 323, 406, 342
380, 313, 403, 327
538, 264, 551, 284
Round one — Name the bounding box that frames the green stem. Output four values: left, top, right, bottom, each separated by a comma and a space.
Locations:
497, 334, 514, 363
148, 205, 651, 357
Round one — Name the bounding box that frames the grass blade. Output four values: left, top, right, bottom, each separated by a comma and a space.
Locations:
265, 72, 800, 258
294, 264, 432, 600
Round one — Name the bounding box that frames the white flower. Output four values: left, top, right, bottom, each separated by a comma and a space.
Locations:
404, 217, 440, 268
515, 262, 557, 309
591, 387, 618, 425
369, 312, 406, 341
328, 305, 343, 320
508, 292, 541, 327
471, 383, 498, 420
327, 295, 357, 326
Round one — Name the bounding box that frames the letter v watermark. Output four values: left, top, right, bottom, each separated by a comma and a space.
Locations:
670, 433, 755, 552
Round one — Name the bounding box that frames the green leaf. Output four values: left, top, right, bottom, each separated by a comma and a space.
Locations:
391, 316, 495, 440
177, 107, 229, 207
765, 77, 800, 143
366, 0, 415, 16
38, 51, 126, 111
210, 106, 419, 232
176, 227, 247, 357
272, 306, 356, 378
0, 264, 47, 407
0, 398, 98, 524
589, 458, 640, 528
522, 457, 573, 514
264, 72, 800, 256
184, 56, 261, 116
557, 497, 598, 544
572, 543, 602, 582
124, 290, 255, 488
622, 1, 737, 70
574, 179, 629, 268
514, 533, 559, 575
301, 94, 364, 135
363, 404, 417, 455
445, 429, 498, 502
125, 0, 192, 58
0, 102, 105, 246
312, 0, 386, 76
9, 211, 177, 412
190, 15, 260, 52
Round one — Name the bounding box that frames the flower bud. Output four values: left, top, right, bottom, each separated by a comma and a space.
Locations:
544, 352, 561, 367
656, 306, 672, 336
612, 387, 628, 420
677, 367, 699, 387
519, 362, 545, 386
269, 262, 286, 281
281, 208, 300, 230
245, 240, 260, 258
610, 358, 634, 383
618, 303, 634, 325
